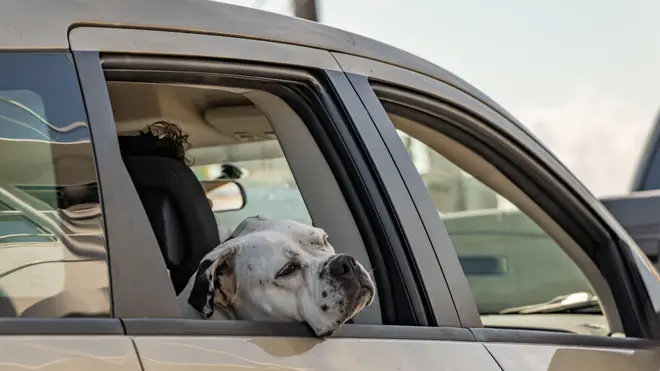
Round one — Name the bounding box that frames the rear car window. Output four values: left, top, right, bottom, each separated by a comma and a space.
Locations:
0, 53, 109, 317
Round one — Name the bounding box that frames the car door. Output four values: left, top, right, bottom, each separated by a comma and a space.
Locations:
335, 52, 660, 370
68, 25, 504, 371
600, 109, 660, 267
0, 52, 141, 370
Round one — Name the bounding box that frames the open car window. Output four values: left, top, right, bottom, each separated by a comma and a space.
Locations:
191, 140, 312, 238
106, 75, 384, 325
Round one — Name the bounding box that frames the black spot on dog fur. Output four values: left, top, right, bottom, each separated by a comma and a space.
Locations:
321, 291, 328, 298
188, 259, 215, 317
321, 304, 329, 312
248, 264, 252, 271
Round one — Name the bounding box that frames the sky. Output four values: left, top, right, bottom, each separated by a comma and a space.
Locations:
216, 0, 660, 198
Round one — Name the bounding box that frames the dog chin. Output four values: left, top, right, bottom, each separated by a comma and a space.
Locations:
310, 290, 375, 338
310, 319, 344, 338
306, 308, 353, 338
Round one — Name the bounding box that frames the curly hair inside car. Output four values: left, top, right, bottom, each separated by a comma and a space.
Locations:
118, 121, 194, 166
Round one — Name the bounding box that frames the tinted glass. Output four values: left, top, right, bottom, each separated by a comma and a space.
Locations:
0, 53, 109, 317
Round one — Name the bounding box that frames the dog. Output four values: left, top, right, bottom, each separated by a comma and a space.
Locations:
178, 215, 376, 337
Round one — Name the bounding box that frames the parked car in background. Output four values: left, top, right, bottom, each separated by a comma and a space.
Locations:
601, 110, 660, 267
0, 0, 659, 370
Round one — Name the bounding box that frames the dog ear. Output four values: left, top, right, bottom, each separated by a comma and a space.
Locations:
188, 245, 237, 318
211, 248, 237, 308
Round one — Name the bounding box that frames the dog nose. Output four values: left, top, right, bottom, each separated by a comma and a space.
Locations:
328, 255, 357, 279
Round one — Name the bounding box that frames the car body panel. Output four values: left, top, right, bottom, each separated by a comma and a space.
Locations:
0, 336, 141, 371
484, 342, 660, 371
132, 336, 500, 371
69, 27, 342, 72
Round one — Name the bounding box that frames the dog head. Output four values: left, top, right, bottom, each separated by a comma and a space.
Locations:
188, 216, 376, 337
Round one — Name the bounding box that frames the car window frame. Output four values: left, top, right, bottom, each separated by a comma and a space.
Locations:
69, 27, 468, 340
74, 51, 182, 319
335, 52, 660, 342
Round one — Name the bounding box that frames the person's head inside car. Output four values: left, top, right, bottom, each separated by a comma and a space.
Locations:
117, 121, 215, 209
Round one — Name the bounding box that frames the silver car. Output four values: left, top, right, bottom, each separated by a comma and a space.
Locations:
0, 0, 659, 370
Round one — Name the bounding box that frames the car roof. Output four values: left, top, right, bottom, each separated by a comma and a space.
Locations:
2, 0, 411, 64
7, 4, 477, 95
3, 0, 535, 140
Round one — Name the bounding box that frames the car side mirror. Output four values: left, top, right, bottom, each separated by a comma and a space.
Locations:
200, 179, 247, 212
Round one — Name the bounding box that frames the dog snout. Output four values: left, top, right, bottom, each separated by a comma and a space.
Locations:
327, 254, 358, 280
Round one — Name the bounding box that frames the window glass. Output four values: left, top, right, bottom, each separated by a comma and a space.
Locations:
0, 53, 109, 317
389, 111, 607, 335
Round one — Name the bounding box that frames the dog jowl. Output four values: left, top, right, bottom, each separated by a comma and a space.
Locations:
183, 217, 376, 337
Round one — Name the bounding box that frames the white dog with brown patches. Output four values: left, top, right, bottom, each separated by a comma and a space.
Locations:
178, 216, 376, 337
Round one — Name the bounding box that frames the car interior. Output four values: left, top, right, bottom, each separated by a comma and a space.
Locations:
105, 81, 383, 325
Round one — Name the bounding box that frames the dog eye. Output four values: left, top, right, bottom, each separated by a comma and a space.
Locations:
276, 262, 299, 278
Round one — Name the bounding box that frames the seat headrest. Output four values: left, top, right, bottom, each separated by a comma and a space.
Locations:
123, 156, 220, 294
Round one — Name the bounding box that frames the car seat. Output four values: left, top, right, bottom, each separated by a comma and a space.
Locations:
123, 156, 221, 295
